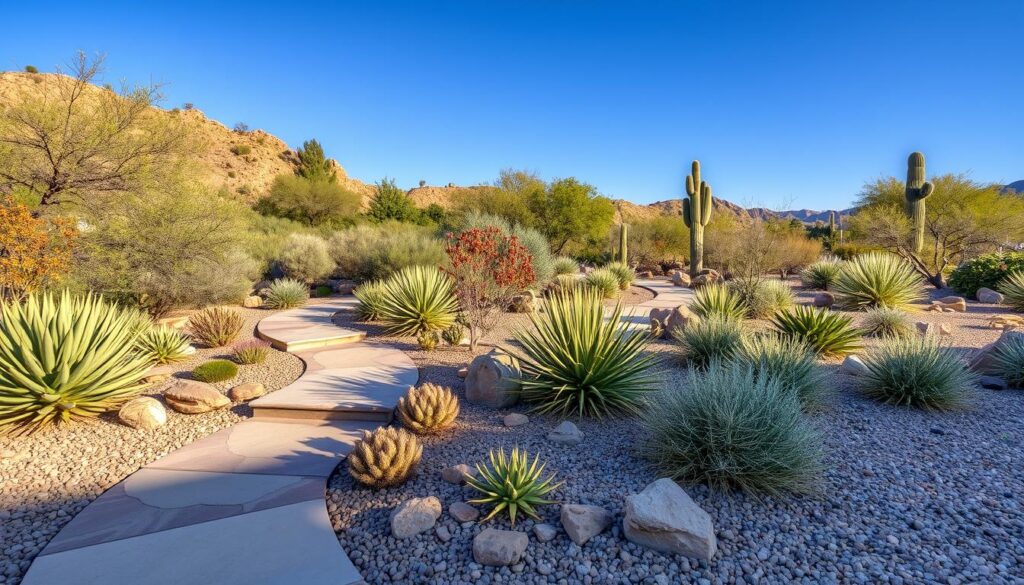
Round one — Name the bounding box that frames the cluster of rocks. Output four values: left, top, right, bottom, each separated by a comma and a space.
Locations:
649, 304, 699, 340
668, 268, 721, 289
117, 379, 266, 431
926, 295, 967, 313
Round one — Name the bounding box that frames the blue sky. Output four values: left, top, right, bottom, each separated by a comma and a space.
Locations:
2, 1, 1021, 209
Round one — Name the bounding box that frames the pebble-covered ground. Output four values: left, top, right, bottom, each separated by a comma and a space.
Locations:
0, 307, 304, 585
327, 280, 1024, 585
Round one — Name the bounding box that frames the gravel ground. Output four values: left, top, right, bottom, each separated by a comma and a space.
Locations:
327, 279, 1024, 585
0, 307, 304, 585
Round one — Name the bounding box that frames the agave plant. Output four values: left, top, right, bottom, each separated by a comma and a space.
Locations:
800, 257, 844, 290
136, 325, 193, 365
584, 268, 620, 299
511, 288, 660, 417
999, 271, 1024, 312
263, 278, 309, 310
378, 266, 458, 335
833, 252, 925, 310
354, 280, 388, 321
466, 447, 562, 526
859, 335, 977, 409
690, 283, 746, 321
0, 292, 153, 435
770, 305, 862, 357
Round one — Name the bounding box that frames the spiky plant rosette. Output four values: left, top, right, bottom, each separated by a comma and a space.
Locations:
673, 315, 746, 369
510, 288, 660, 418
770, 305, 863, 357
998, 271, 1024, 312
733, 334, 827, 409
584, 268, 620, 299
859, 335, 977, 410
690, 282, 746, 322
730, 278, 795, 319
378, 265, 458, 335
833, 252, 925, 310
861, 307, 913, 339
354, 280, 388, 321
263, 278, 309, 310
187, 306, 243, 348
466, 447, 562, 526
347, 426, 423, 488
136, 324, 193, 365
552, 256, 579, 277
989, 334, 1024, 388
604, 261, 635, 290
0, 291, 153, 435
800, 257, 844, 290
397, 383, 460, 434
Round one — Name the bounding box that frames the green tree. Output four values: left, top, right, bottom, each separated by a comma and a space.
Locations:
255, 174, 360, 227
296, 139, 336, 183
528, 177, 615, 253
626, 216, 690, 268
368, 178, 420, 223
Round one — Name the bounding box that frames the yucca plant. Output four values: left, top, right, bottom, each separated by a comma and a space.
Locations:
233, 339, 272, 364
999, 271, 1024, 312
770, 305, 862, 357
859, 336, 977, 409
550, 273, 579, 295
511, 289, 660, 418
674, 315, 746, 369
730, 278, 795, 319
584, 268, 620, 299
800, 257, 844, 290
466, 447, 562, 526
191, 359, 239, 383
136, 325, 193, 365
188, 307, 244, 348
347, 426, 422, 488
990, 334, 1024, 388
396, 383, 460, 434
733, 334, 827, 409
690, 283, 746, 321
861, 307, 913, 339
0, 292, 152, 435
833, 252, 925, 310
264, 278, 309, 310
378, 266, 458, 335
354, 280, 387, 321
552, 256, 579, 277
604, 261, 635, 291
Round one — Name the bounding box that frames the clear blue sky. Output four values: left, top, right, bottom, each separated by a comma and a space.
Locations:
3, 1, 1021, 210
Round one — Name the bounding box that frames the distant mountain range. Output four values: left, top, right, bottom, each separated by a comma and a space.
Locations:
1002, 180, 1024, 194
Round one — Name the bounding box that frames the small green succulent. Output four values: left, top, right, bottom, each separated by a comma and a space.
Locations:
466, 447, 562, 526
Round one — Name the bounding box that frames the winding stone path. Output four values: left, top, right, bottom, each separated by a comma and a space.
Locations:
620, 278, 695, 325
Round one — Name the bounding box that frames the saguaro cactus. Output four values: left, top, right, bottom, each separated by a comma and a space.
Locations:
828, 212, 836, 234
618, 223, 628, 264
683, 160, 713, 278
904, 152, 934, 255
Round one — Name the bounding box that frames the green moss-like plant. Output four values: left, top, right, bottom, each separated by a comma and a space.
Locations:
191, 359, 239, 383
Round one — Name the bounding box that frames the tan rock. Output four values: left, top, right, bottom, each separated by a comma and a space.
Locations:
228, 382, 266, 402
671, 271, 691, 287
987, 315, 1024, 330
931, 296, 966, 312
242, 295, 263, 308
118, 397, 167, 430
623, 478, 717, 560
970, 330, 1024, 374
915, 322, 951, 337
465, 349, 521, 408
164, 380, 230, 414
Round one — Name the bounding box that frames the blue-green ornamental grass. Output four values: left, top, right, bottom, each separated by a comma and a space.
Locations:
991, 333, 1024, 388
674, 315, 746, 369
733, 334, 827, 409
800, 257, 844, 290
859, 336, 977, 410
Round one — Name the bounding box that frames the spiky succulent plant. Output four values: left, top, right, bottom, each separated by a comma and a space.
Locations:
690, 283, 746, 322
347, 427, 423, 488
354, 280, 388, 321
378, 266, 458, 335
263, 278, 310, 310
800, 257, 844, 290
396, 383, 460, 434
833, 252, 925, 310
999, 271, 1024, 312
584, 268, 620, 299
770, 305, 863, 357
604, 261, 635, 291
136, 325, 193, 365
466, 447, 562, 526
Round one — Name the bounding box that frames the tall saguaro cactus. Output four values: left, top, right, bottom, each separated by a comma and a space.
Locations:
683, 160, 713, 278
618, 223, 628, 264
828, 211, 836, 234
904, 152, 934, 256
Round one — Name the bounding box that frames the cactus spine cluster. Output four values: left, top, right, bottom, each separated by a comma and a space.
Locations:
618, 223, 628, 264
683, 160, 713, 278
904, 152, 934, 255
347, 426, 422, 488
396, 382, 460, 434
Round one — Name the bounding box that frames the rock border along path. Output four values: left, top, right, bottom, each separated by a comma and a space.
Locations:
21, 296, 417, 585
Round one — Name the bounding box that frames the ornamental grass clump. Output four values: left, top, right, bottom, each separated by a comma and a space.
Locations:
512, 288, 659, 418
187, 306, 244, 347
584, 268, 620, 299
690, 283, 746, 322
674, 316, 746, 369
992, 334, 1024, 388
191, 359, 238, 383
604, 261, 635, 290
770, 305, 862, 357
0, 292, 152, 435
466, 447, 561, 526
136, 325, 192, 365
264, 278, 309, 310
833, 252, 925, 310
730, 278, 795, 319
638, 361, 824, 495
999, 271, 1024, 312
353, 280, 387, 321
553, 256, 578, 277
347, 426, 422, 488
734, 334, 827, 409
378, 265, 458, 336
861, 307, 914, 339
396, 383, 460, 434
233, 339, 271, 364
859, 335, 977, 410
800, 257, 844, 290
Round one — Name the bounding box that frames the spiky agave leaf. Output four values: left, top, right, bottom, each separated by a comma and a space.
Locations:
833, 252, 925, 310
999, 271, 1024, 312
353, 280, 388, 321
378, 266, 458, 335
466, 447, 562, 526
690, 283, 746, 322
770, 305, 863, 357
136, 325, 192, 365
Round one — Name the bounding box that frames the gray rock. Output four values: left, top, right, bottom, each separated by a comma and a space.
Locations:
623, 478, 717, 560
117, 397, 167, 430
671, 271, 691, 287
472, 528, 529, 566
533, 523, 558, 542
979, 375, 1008, 390
503, 413, 529, 427
465, 349, 521, 408
813, 292, 835, 308
164, 381, 230, 414
547, 420, 584, 445
449, 501, 480, 523
228, 382, 265, 402
560, 504, 612, 545
977, 287, 1005, 304
390, 496, 442, 538
441, 464, 474, 485
841, 355, 869, 376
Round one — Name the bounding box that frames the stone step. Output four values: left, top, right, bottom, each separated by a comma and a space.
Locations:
255, 297, 364, 353
257, 324, 366, 352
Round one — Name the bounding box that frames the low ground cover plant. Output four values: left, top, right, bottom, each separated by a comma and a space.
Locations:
191, 359, 238, 383
233, 339, 271, 364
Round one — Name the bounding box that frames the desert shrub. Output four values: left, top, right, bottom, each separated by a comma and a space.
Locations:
604, 261, 635, 290
188, 307, 244, 347
674, 316, 746, 369
801, 257, 844, 290
24, 65, 39, 73
191, 359, 239, 383
991, 334, 1024, 388
0, 196, 77, 302
354, 280, 387, 321
859, 336, 976, 409
264, 278, 309, 309
461, 211, 555, 285
998, 271, 1024, 311
584, 268, 620, 299
638, 361, 824, 494
329, 223, 445, 282
277, 233, 333, 283
834, 252, 925, 310
729, 278, 795, 319
378, 266, 458, 335
861, 307, 913, 339
0, 292, 152, 435
553, 256, 578, 277
137, 325, 192, 365
255, 174, 360, 227
512, 289, 660, 417
949, 252, 1024, 298
367, 178, 421, 223
230, 144, 251, 156
734, 335, 827, 409
690, 283, 746, 322
314, 285, 332, 297
466, 447, 561, 526
233, 339, 271, 364
626, 216, 690, 269
770, 306, 862, 356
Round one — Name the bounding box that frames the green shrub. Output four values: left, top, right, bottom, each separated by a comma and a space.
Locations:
638, 361, 824, 494
992, 334, 1024, 388
584, 268, 620, 299
441, 319, 466, 345
859, 336, 976, 409
0, 292, 153, 435
998, 271, 1024, 311
833, 252, 925, 310
770, 306, 862, 357
553, 256, 578, 277
734, 334, 827, 409
328, 223, 446, 282
137, 325, 193, 365
188, 307, 244, 347
730, 278, 795, 319
466, 447, 561, 526
378, 266, 458, 335
512, 289, 660, 417
230, 144, 251, 156
24, 65, 39, 73
461, 211, 554, 285
277, 233, 333, 283
604, 261, 635, 290
264, 278, 309, 309
191, 359, 239, 383
690, 283, 746, 322
353, 280, 387, 321
800, 257, 844, 290
314, 285, 333, 298
948, 252, 1024, 298
674, 316, 746, 369
233, 339, 271, 364
367, 177, 420, 223
861, 307, 913, 339
255, 174, 360, 227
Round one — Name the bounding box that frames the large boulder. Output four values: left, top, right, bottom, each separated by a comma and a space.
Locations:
164, 381, 230, 414
473, 528, 529, 566
465, 349, 521, 408
560, 504, 612, 546
547, 420, 584, 446
671, 271, 691, 287
118, 397, 167, 430
649, 305, 699, 340
970, 330, 1024, 375
228, 382, 266, 402
977, 287, 1005, 304
623, 478, 717, 560
390, 496, 441, 538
